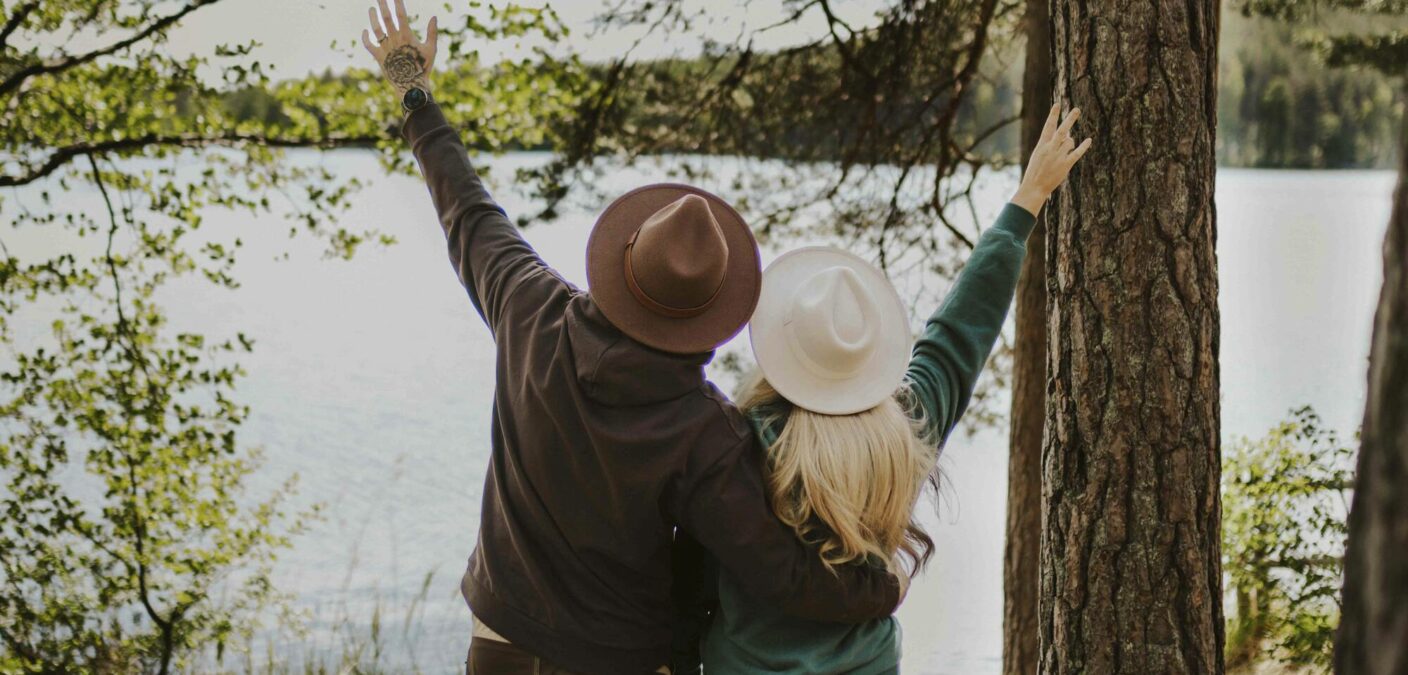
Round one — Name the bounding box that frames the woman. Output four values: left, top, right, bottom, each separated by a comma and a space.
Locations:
699, 104, 1091, 674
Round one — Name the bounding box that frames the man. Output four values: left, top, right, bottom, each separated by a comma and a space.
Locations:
360, 3, 902, 673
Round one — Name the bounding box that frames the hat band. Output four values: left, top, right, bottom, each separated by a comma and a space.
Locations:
623, 231, 725, 319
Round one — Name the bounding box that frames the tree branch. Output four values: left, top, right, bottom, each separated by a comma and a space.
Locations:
817, 0, 868, 79
0, 0, 221, 97
0, 0, 40, 50
88, 154, 179, 673
963, 113, 1021, 158
0, 132, 381, 187
754, 0, 822, 35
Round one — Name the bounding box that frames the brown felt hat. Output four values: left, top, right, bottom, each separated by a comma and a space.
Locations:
586, 183, 761, 354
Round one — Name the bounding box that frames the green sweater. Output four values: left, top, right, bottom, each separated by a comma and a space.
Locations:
698, 203, 1037, 675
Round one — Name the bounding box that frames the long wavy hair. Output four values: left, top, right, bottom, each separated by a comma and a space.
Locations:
736, 373, 938, 584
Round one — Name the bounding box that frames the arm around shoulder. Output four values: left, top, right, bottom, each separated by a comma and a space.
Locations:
673, 434, 902, 624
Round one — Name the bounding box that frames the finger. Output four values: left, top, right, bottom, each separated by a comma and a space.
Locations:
361, 29, 380, 56
425, 15, 438, 50
394, 0, 410, 36
1055, 107, 1082, 140
368, 7, 387, 41
1039, 103, 1060, 144
378, 0, 397, 34
1066, 137, 1093, 164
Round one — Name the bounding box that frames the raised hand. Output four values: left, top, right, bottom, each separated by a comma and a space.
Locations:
361, 0, 438, 98
1012, 104, 1093, 217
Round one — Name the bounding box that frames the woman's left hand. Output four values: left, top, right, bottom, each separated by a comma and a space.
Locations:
1012, 104, 1092, 217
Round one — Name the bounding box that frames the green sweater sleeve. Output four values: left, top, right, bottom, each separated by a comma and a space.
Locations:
906, 202, 1036, 444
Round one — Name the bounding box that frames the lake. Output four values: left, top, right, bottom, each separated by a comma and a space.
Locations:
5, 153, 1396, 673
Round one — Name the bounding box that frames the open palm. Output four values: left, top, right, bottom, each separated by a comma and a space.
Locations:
361, 0, 438, 97
1012, 104, 1092, 216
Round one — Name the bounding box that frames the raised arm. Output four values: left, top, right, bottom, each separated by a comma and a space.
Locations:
362, 0, 559, 330
908, 105, 1091, 442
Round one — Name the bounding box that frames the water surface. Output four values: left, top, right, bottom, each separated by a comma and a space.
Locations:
6, 156, 1395, 672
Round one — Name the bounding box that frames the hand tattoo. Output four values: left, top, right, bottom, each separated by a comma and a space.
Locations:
382, 45, 429, 96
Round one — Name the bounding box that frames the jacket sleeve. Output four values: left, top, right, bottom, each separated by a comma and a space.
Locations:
402, 102, 565, 333
907, 202, 1036, 443
673, 434, 901, 624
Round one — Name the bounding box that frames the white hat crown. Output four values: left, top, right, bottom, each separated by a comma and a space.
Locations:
785, 266, 880, 380
750, 246, 910, 415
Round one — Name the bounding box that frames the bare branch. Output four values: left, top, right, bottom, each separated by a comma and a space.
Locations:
817, 0, 868, 78
963, 113, 1021, 158
755, 0, 822, 35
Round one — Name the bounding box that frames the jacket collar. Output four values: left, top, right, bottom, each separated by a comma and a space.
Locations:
566, 294, 712, 406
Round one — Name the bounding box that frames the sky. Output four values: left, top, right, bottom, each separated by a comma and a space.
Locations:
156, 0, 889, 79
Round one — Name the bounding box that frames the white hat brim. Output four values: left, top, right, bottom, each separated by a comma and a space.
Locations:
748, 247, 911, 415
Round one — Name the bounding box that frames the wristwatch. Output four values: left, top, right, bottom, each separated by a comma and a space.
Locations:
402, 86, 432, 113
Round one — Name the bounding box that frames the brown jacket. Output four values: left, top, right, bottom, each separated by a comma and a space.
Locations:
403, 103, 900, 675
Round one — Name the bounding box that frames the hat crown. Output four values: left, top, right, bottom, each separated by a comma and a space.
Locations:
786, 266, 879, 379
629, 194, 730, 312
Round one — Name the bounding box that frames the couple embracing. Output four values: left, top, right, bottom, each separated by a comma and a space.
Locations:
360, 3, 1090, 674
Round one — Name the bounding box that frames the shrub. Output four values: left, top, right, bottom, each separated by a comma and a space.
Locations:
1222, 406, 1355, 671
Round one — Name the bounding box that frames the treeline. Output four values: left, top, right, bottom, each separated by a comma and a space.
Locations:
1218, 9, 1402, 169
217, 10, 1401, 169
219, 69, 564, 153
956, 9, 1404, 168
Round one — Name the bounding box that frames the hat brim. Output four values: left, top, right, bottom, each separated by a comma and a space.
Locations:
749, 247, 911, 415
587, 184, 761, 355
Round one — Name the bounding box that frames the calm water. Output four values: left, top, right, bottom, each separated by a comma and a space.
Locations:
6, 154, 1396, 672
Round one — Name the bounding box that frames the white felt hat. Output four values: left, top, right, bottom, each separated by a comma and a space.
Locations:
748, 247, 911, 415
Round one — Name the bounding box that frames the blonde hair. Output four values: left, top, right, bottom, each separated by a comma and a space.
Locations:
736, 373, 938, 583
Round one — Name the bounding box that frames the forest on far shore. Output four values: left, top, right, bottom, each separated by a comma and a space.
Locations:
217, 6, 1404, 170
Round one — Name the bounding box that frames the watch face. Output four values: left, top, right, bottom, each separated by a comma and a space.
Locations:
403, 88, 427, 111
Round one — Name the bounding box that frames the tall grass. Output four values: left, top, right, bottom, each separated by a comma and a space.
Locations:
218, 569, 456, 675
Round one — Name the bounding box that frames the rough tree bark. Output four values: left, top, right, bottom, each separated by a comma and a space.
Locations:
1040, 1, 1224, 673
1334, 95, 1408, 675
1002, 0, 1052, 672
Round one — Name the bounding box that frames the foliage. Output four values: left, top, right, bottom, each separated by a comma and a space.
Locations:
1219, 9, 1403, 169
1237, 0, 1408, 76
0, 207, 311, 670
1222, 407, 1356, 671
200, 7, 1407, 172
536, 0, 1019, 258
1229, 0, 1407, 172
0, 0, 582, 670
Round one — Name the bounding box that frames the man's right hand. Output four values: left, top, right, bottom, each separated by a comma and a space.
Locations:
361, 0, 438, 98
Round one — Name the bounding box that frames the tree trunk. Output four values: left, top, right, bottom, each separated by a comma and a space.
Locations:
1040, 1, 1224, 673
1002, 0, 1053, 673
1334, 93, 1408, 675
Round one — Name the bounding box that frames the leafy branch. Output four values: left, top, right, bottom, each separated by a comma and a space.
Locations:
2, 132, 382, 187
0, 0, 221, 96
